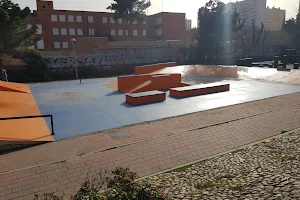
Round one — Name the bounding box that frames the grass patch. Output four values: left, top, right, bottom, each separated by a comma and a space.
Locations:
231, 148, 245, 154
216, 174, 235, 180
227, 183, 244, 191
194, 180, 215, 190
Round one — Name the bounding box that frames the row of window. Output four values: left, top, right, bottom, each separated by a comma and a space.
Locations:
52, 28, 83, 36
52, 28, 147, 36
54, 42, 69, 49
51, 14, 146, 24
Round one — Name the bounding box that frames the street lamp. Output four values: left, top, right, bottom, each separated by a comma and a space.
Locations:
71, 38, 78, 80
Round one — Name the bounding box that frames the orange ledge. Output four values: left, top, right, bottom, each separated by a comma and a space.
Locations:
126, 91, 166, 105
170, 83, 230, 98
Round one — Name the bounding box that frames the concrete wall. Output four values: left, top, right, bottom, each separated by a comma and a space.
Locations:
43, 47, 181, 68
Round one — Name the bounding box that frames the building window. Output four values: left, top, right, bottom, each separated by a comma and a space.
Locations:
61, 28, 67, 35
88, 16, 94, 23
51, 15, 57, 22
118, 18, 122, 24
59, 15, 66, 22
76, 16, 82, 22
110, 17, 115, 23
52, 28, 59, 35
102, 17, 107, 23
68, 15, 74, 22
133, 30, 138, 36
156, 28, 162, 36
125, 30, 128, 36
133, 20, 137, 24
54, 42, 60, 49
69, 28, 75, 36
77, 29, 83, 35
118, 29, 123, 36
111, 29, 116, 36
156, 17, 162, 25
89, 29, 94, 36
62, 42, 69, 49
37, 40, 44, 49
143, 30, 146, 36
36, 24, 43, 34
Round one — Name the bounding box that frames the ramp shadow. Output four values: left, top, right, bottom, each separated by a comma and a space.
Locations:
106, 91, 123, 96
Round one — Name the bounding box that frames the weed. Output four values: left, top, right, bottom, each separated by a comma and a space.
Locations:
194, 180, 214, 190
281, 130, 289, 134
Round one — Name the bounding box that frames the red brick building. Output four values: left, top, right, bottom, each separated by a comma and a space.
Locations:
27, 0, 186, 51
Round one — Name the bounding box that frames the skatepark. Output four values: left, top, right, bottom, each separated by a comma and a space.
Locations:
2, 63, 300, 199
31, 64, 300, 140
2, 64, 300, 142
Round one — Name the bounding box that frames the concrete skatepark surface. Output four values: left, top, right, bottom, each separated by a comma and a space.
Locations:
30, 65, 300, 140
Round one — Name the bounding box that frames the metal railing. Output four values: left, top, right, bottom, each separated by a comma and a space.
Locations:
0, 115, 55, 135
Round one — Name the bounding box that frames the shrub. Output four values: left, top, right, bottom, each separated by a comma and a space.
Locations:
34, 167, 167, 200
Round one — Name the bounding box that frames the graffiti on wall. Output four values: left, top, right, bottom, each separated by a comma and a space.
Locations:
45, 48, 179, 68
238, 47, 280, 57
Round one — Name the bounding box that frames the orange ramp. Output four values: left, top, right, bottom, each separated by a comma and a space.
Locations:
0, 82, 54, 144
0, 81, 31, 93
117, 73, 187, 93
134, 62, 177, 75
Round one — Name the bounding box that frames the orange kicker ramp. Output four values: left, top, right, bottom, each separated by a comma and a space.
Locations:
134, 62, 177, 75
117, 73, 188, 93
0, 81, 31, 93
0, 82, 54, 142
130, 75, 189, 93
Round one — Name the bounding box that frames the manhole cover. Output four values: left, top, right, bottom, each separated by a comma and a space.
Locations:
105, 131, 132, 140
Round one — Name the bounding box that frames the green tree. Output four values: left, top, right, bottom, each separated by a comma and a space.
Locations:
196, 0, 245, 63
107, 0, 151, 39
283, 15, 300, 47
251, 20, 269, 47
0, 0, 40, 62
11, 48, 47, 82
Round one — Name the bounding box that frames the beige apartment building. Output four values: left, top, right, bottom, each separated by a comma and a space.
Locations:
265, 7, 286, 31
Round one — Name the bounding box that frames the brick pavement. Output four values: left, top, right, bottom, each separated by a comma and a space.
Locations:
1, 93, 300, 199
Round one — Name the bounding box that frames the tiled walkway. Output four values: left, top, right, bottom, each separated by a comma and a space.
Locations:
2, 92, 300, 199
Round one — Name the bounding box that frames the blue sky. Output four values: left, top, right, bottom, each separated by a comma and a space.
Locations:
14, 0, 298, 27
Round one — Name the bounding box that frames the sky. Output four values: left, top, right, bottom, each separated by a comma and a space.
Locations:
14, 0, 299, 27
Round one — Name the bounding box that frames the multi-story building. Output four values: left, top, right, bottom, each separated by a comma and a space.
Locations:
185, 19, 192, 30
28, 0, 185, 51
265, 7, 286, 31
226, 0, 267, 28
146, 12, 186, 41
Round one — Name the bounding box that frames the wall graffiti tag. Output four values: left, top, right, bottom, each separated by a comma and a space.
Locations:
237, 47, 280, 58
45, 48, 180, 68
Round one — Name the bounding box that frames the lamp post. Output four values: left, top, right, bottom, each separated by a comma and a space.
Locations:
71, 38, 78, 80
